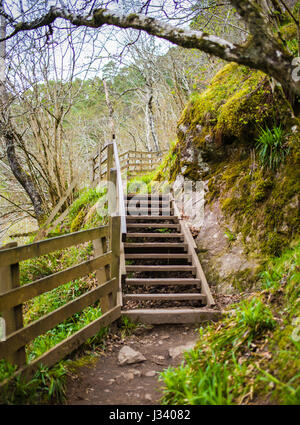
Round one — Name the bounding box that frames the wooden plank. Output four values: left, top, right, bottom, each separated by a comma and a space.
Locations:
121, 308, 221, 324
0, 243, 26, 366
110, 216, 121, 309
93, 235, 110, 316
126, 233, 183, 238
0, 306, 121, 385
0, 279, 117, 358
126, 215, 177, 221
107, 143, 114, 184
124, 242, 187, 249
113, 142, 127, 235
126, 265, 196, 273
123, 293, 207, 302
125, 253, 192, 260
0, 226, 109, 266
0, 252, 112, 311
108, 168, 117, 215
125, 195, 170, 200
125, 278, 201, 286
127, 224, 180, 229
179, 218, 215, 307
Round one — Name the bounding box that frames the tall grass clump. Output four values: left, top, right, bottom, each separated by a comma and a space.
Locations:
255, 124, 289, 170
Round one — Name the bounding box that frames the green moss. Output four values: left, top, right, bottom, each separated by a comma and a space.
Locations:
70, 208, 86, 232
252, 177, 273, 202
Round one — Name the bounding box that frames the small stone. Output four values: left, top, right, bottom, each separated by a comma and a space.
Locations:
145, 393, 152, 401
104, 389, 110, 393
161, 335, 169, 340
145, 371, 156, 377
158, 341, 163, 345
118, 346, 146, 366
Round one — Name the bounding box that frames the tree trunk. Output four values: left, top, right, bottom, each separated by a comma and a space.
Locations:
0, 14, 47, 225
145, 87, 160, 152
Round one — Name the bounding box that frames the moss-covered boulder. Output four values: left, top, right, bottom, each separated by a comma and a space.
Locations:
156, 62, 299, 292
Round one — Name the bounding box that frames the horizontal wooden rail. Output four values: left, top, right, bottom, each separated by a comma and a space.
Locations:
0, 226, 108, 267
0, 251, 112, 311
0, 278, 117, 358
0, 306, 121, 385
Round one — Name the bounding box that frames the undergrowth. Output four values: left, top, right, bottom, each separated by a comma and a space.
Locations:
159, 241, 300, 405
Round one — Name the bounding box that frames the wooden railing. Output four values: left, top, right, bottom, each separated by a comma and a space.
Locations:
91, 146, 167, 183
0, 141, 128, 383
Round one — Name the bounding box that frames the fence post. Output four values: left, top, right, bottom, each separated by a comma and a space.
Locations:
107, 143, 114, 183
108, 168, 117, 216
109, 216, 120, 308
0, 242, 26, 367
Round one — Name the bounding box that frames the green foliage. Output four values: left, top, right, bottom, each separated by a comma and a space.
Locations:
255, 125, 289, 170
27, 305, 102, 362
224, 228, 236, 242
160, 242, 300, 405
0, 362, 67, 404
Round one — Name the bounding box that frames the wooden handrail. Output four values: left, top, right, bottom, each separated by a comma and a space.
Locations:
113, 142, 127, 235
0, 226, 109, 266
0, 251, 112, 311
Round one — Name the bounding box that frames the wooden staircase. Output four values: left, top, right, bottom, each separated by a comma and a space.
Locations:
121, 193, 220, 324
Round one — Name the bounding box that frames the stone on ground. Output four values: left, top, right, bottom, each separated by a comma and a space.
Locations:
118, 346, 146, 366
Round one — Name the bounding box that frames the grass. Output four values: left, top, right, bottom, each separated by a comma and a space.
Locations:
255, 124, 290, 170
0, 189, 108, 403
159, 241, 300, 405
0, 361, 68, 404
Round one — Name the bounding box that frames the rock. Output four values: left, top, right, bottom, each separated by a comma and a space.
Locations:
158, 340, 163, 345
156, 355, 165, 360
168, 341, 196, 359
145, 393, 152, 401
161, 335, 169, 340
145, 371, 156, 377
118, 346, 146, 366
121, 372, 134, 381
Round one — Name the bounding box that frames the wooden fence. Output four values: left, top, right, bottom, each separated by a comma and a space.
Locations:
91, 146, 167, 183
0, 141, 127, 383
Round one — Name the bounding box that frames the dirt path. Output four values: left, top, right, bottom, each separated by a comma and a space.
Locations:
66, 324, 199, 405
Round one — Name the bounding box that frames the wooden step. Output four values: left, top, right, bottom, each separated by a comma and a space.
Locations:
125, 253, 192, 260
126, 233, 183, 238
126, 265, 196, 273
125, 200, 170, 205
121, 308, 221, 324
124, 242, 188, 249
127, 223, 180, 229
126, 215, 178, 221
127, 209, 174, 215
125, 278, 201, 286
126, 195, 170, 200
123, 293, 206, 302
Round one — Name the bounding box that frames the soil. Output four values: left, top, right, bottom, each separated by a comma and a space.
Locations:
66, 323, 199, 405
